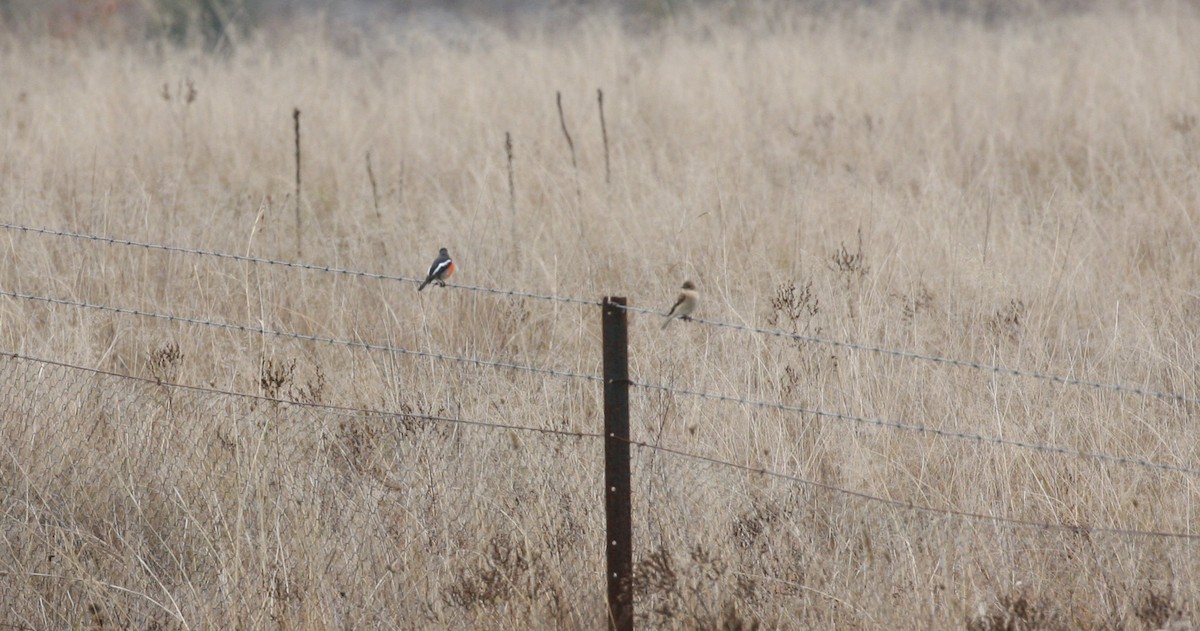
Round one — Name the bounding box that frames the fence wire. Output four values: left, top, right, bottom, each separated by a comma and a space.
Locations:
8, 286, 1186, 478
7, 221, 1200, 629
0, 288, 602, 385
0, 353, 606, 629
0, 222, 603, 307
5, 220, 1198, 407
629, 441, 1200, 629
630, 379, 1200, 477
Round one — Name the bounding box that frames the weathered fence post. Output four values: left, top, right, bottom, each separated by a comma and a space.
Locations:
602, 297, 634, 631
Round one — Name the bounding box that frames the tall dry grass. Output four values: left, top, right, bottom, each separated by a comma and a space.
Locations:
2, 2, 1200, 628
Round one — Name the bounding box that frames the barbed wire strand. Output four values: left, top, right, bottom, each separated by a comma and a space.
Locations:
0, 350, 602, 441
624, 437, 1200, 541
3, 287, 1195, 477
0, 222, 604, 307
617, 304, 1200, 407
3, 349, 1193, 542
630, 379, 1200, 477
5, 221, 1199, 406
0, 289, 601, 384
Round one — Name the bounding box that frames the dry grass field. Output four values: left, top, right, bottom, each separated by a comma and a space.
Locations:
3, 1, 1200, 628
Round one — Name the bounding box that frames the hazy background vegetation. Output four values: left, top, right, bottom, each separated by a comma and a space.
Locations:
2, 0, 1199, 628
0, 0, 1142, 47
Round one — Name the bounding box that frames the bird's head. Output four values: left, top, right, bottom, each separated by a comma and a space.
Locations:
681, 280, 696, 290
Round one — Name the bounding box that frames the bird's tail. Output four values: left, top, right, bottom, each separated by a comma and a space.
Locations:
661, 316, 673, 330
417, 278, 430, 291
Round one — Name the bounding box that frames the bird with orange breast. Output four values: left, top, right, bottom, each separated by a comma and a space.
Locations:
418, 247, 455, 291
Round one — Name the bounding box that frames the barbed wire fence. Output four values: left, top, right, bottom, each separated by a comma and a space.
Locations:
0, 349, 608, 628
2, 222, 1198, 629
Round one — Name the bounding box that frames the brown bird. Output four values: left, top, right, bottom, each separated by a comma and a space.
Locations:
661, 280, 699, 329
